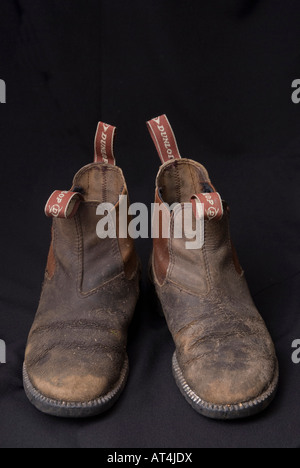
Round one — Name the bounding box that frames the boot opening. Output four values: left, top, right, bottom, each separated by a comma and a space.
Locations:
72, 163, 125, 204
157, 159, 215, 205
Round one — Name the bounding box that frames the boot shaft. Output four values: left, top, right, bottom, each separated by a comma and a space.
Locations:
148, 116, 243, 295
45, 127, 139, 292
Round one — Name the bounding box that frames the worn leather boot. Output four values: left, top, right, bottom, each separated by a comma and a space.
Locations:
23, 122, 140, 418
147, 115, 279, 419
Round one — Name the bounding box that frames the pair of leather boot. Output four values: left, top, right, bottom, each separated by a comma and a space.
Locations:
23, 116, 278, 419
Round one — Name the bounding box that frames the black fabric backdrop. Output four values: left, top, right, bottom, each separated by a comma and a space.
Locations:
0, 0, 300, 448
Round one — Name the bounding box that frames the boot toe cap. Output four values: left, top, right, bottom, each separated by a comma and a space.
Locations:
25, 347, 124, 403
29, 371, 111, 403
184, 355, 277, 406
178, 325, 278, 406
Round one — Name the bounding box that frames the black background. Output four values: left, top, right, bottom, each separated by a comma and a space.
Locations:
0, 0, 300, 448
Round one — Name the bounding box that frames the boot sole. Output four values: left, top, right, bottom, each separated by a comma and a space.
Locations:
23, 356, 129, 418
172, 353, 279, 420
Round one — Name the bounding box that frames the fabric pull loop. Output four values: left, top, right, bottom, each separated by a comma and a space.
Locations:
45, 190, 83, 219
191, 193, 224, 221
147, 114, 182, 164
94, 121, 117, 165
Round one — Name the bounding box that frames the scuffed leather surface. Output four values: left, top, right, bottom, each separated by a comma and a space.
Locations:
25, 166, 140, 403
154, 208, 277, 406
25, 267, 139, 402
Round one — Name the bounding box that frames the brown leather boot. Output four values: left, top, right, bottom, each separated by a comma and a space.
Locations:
147, 115, 279, 419
23, 122, 140, 418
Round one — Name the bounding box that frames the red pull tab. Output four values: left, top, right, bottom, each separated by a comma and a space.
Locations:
45, 191, 83, 219
191, 193, 224, 221
147, 114, 181, 164
94, 121, 116, 165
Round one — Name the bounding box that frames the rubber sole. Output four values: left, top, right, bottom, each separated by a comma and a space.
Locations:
23, 356, 129, 418
172, 353, 279, 420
